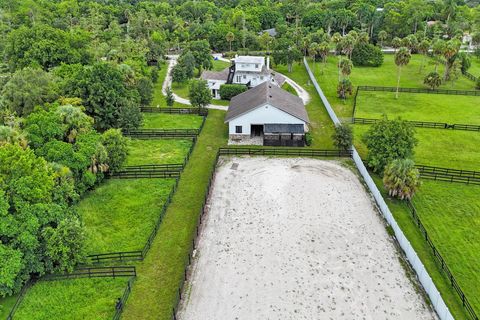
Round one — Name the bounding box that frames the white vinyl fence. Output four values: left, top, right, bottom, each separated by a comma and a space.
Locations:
303, 57, 455, 320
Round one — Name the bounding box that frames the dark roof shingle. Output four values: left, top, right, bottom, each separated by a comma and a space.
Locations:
225, 82, 309, 123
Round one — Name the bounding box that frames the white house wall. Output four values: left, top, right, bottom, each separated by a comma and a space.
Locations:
228, 104, 307, 135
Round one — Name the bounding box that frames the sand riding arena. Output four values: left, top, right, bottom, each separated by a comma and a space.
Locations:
177, 157, 436, 320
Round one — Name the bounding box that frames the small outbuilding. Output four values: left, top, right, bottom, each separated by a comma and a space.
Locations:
225, 82, 309, 147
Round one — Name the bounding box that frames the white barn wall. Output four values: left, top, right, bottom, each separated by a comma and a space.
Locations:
228, 104, 306, 135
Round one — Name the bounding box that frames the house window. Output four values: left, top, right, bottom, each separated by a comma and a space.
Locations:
236, 75, 241, 82
260, 76, 264, 80
255, 64, 259, 68
243, 75, 246, 79
235, 126, 243, 133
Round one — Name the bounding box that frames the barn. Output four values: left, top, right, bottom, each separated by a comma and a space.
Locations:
225, 82, 309, 147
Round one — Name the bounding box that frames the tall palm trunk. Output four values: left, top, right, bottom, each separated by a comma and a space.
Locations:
396, 66, 402, 99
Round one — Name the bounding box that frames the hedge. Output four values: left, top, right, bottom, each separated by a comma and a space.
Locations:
219, 84, 247, 100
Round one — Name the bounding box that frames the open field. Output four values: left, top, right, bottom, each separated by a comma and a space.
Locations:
178, 157, 435, 319
14, 278, 127, 320
353, 125, 480, 170
311, 54, 477, 118
355, 91, 480, 124
410, 180, 480, 311
122, 110, 228, 320
126, 139, 192, 166
142, 113, 203, 129
77, 178, 176, 254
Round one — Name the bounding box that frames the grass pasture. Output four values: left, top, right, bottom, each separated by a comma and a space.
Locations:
355, 90, 480, 124
126, 139, 192, 166
311, 54, 477, 118
14, 278, 128, 320
142, 113, 203, 129
77, 178, 176, 254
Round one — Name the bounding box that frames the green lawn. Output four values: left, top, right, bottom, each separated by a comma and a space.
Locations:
14, 278, 128, 320
274, 62, 335, 148
122, 110, 229, 320
469, 57, 480, 76
0, 295, 18, 319
281, 81, 298, 96
411, 180, 480, 312
126, 139, 192, 166
355, 91, 480, 124
311, 54, 477, 118
211, 59, 230, 71
353, 125, 480, 170
77, 178, 176, 254
142, 113, 203, 129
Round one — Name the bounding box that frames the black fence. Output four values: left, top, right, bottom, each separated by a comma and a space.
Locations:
357, 85, 480, 96
405, 201, 479, 320
140, 107, 208, 116
352, 117, 480, 132
416, 164, 480, 185
86, 178, 180, 264
463, 71, 478, 82
218, 147, 353, 157
113, 276, 135, 320
111, 164, 184, 179
6, 280, 34, 320
42, 266, 136, 281
123, 129, 200, 139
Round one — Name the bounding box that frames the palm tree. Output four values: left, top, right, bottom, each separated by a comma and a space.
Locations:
339, 57, 353, 78
309, 42, 319, 67
423, 72, 442, 90
417, 39, 431, 72
357, 31, 369, 45
394, 47, 411, 99
442, 39, 460, 81
226, 32, 235, 53
383, 159, 421, 200
432, 39, 446, 72
341, 35, 355, 59
0, 126, 28, 149
378, 30, 388, 48
318, 42, 330, 74
391, 37, 402, 53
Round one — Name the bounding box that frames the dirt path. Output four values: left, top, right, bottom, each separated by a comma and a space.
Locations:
177, 157, 436, 320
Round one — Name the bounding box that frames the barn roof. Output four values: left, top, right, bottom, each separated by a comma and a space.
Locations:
225, 82, 309, 123
201, 68, 229, 81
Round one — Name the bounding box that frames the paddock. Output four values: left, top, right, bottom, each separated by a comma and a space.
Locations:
177, 157, 436, 320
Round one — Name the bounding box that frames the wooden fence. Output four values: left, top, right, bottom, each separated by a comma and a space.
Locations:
42, 266, 136, 280
416, 164, 480, 185
405, 201, 479, 320
122, 129, 200, 139
140, 107, 208, 116
112, 277, 135, 320
218, 147, 353, 157
352, 117, 480, 132
357, 85, 480, 96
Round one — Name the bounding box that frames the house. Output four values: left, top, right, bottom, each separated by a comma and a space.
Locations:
225, 82, 309, 147
201, 55, 285, 99
258, 28, 277, 37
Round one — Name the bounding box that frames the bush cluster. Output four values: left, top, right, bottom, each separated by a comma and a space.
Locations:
219, 84, 248, 100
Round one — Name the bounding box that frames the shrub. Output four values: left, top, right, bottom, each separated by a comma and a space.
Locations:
476, 77, 480, 90
383, 158, 421, 200
304, 132, 312, 146
219, 84, 248, 100
362, 118, 417, 173
351, 43, 384, 67
332, 124, 353, 150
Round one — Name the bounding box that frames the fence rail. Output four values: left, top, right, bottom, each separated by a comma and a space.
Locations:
352, 117, 480, 131
123, 129, 200, 139
218, 147, 352, 157
357, 85, 480, 96
112, 277, 135, 320
416, 164, 480, 185
42, 266, 136, 281
111, 171, 182, 179
405, 201, 479, 320
140, 107, 208, 116
6, 280, 34, 320
86, 251, 143, 264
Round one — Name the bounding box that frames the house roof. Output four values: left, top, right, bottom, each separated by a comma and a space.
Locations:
234, 56, 265, 65
258, 28, 277, 37
225, 82, 309, 123
200, 68, 230, 81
